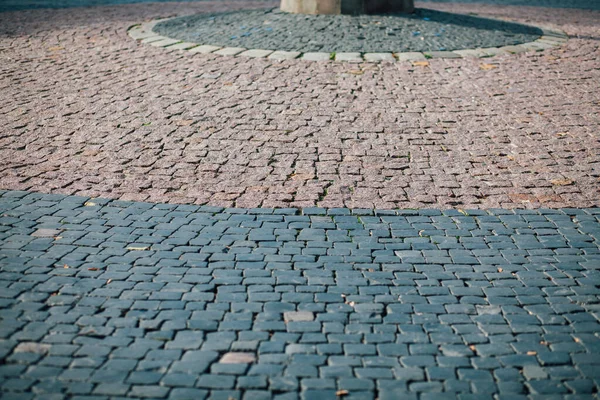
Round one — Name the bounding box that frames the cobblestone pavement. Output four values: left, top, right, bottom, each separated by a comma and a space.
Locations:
0, 1, 599, 209
1, 190, 600, 400
1, 2, 600, 398
153, 8, 542, 53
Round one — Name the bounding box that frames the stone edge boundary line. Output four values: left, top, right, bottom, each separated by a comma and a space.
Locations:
128, 17, 568, 62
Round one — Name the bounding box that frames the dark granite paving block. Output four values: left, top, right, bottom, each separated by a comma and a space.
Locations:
154, 7, 543, 54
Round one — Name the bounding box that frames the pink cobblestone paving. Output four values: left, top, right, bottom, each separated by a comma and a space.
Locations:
0, 1, 598, 209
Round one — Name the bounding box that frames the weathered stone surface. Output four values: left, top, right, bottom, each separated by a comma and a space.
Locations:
166, 41, 197, 50
284, 311, 315, 322
424, 51, 462, 58
301, 52, 331, 61
453, 48, 487, 58
219, 352, 257, 364
268, 50, 301, 60
14, 343, 51, 355
363, 52, 395, 62
239, 49, 274, 58
31, 229, 61, 237
148, 38, 180, 47
188, 44, 221, 53
139, 35, 165, 44
395, 51, 426, 61
334, 52, 362, 62
499, 44, 529, 53
213, 47, 246, 56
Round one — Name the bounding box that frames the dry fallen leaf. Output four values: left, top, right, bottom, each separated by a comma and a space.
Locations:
550, 179, 574, 186
48, 46, 64, 51
480, 63, 498, 70
63, 265, 69, 269
349, 69, 364, 75
556, 132, 569, 137
458, 209, 468, 216
507, 155, 515, 161
107, 279, 113, 284
540, 341, 549, 346
127, 246, 150, 251
412, 61, 429, 67
336, 390, 349, 397
469, 345, 477, 351
574, 337, 582, 343
175, 120, 194, 126
527, 351, 537, 356
84, 201, 96, 207
88, 268, 99, 271
497, 267, 504, 273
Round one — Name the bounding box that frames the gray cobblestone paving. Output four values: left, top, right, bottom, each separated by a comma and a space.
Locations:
1, 190, 600, 399
153, 8, 542, 53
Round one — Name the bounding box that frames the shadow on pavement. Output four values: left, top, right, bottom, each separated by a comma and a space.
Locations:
418, 0, 600, 10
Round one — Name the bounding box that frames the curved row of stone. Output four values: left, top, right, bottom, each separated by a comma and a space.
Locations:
128, 18, 567, 62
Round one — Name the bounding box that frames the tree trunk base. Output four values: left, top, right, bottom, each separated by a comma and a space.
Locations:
280, 0, 414, 15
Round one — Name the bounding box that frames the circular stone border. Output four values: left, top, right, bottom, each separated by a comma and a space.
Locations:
128, 15, 567, 62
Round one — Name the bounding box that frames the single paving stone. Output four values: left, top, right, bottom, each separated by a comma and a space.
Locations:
522, 365, 549, 380
129, 385, 170, 398
239, 49, 273, 58
13, 342, 51, 354
31, 229, 62, 237
335, 53, 362, 62
169, 388, 208, 400
268, 51, 301, 60
167, 42, 197, 50
188, 44, 221, 54
395, 52, 426, 61
453, 48, 487, 58
220, 352, 257, 364
196, 374, 236, 389
284, 311, 314, 323
213, 47, 246, 56
500, 44, 529, 53
363, 53, 395, 62
149, 38, 180, 47
301, 53, 331, 61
